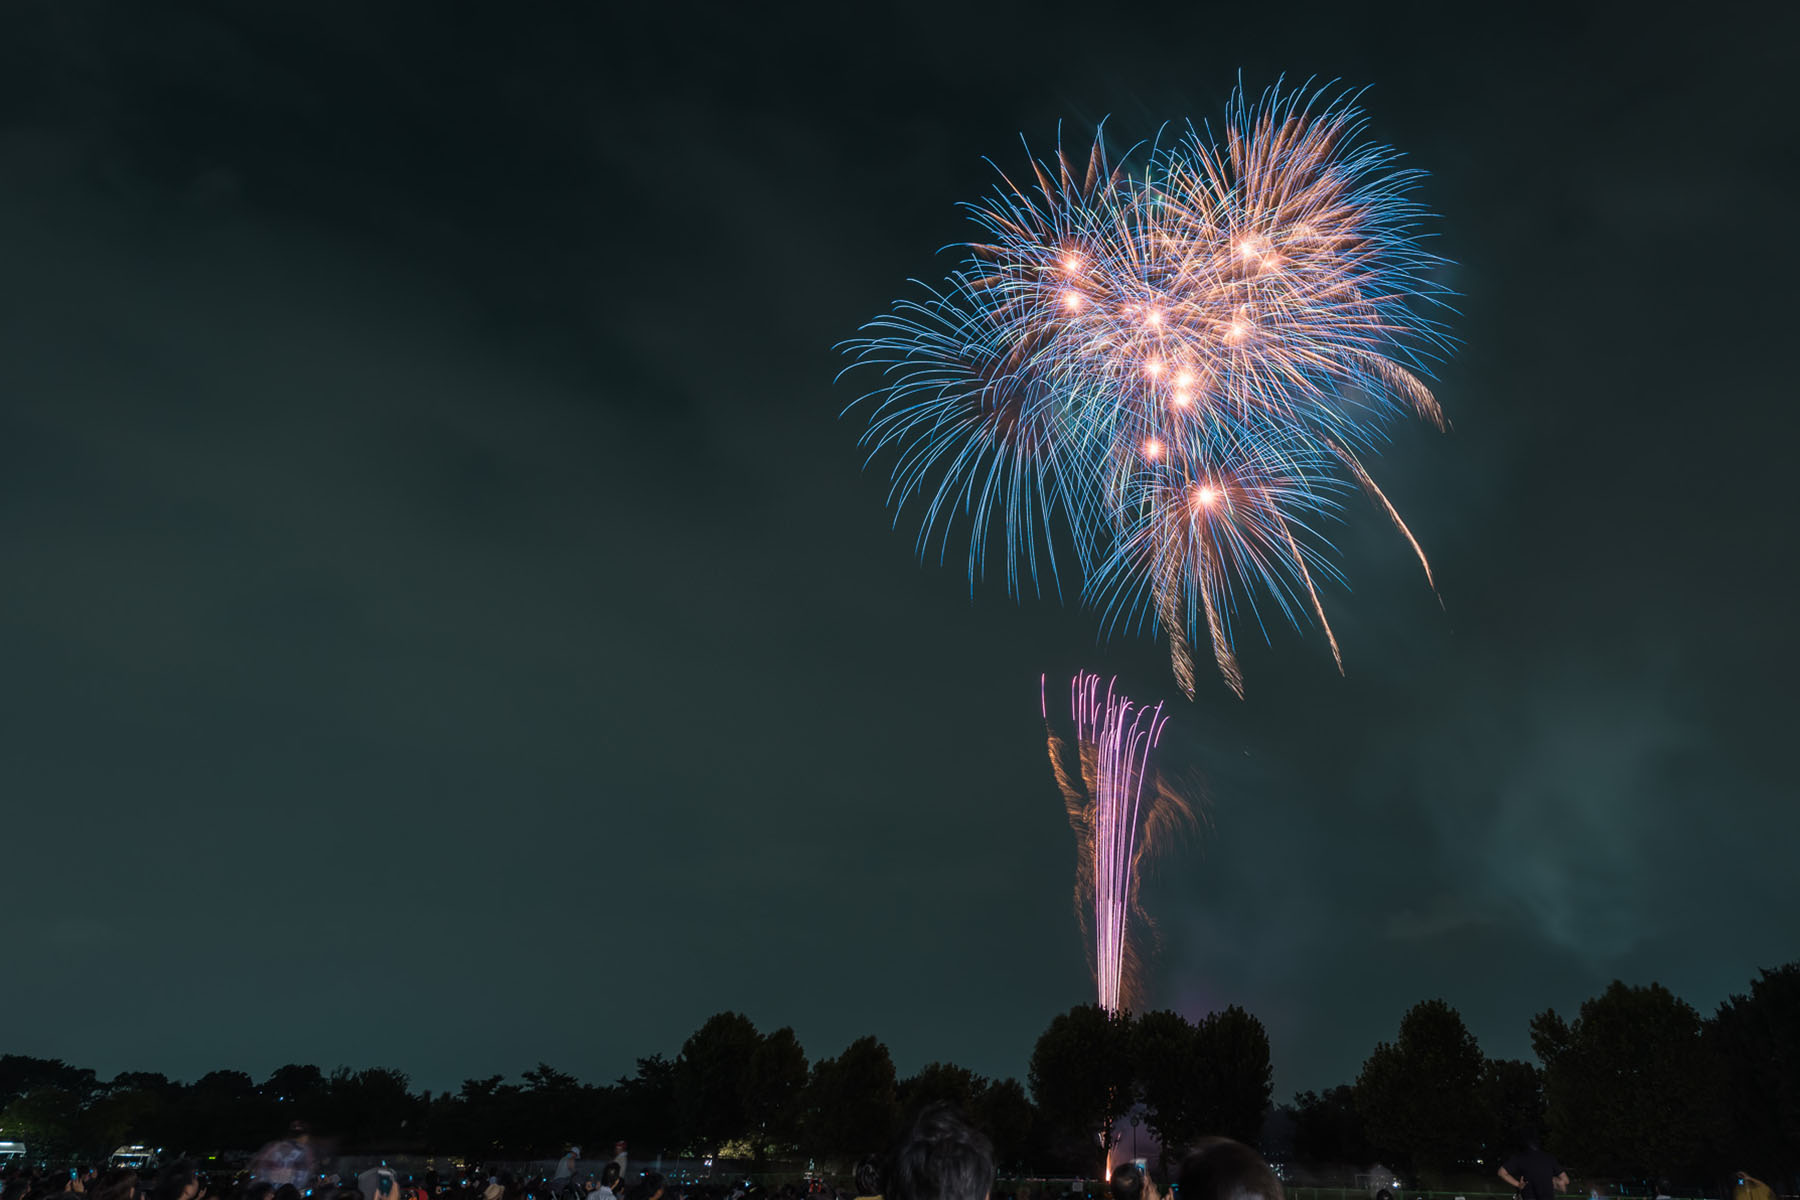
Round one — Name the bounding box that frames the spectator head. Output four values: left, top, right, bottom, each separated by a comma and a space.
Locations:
90, 1171, 138, 1200
1175, 1140, 1282, 1200
600, 1169, 621, 1193
854, 1157, 882, 1199
359, 1170, 402, 1200
151, 1162, 200, 1200
643, 1177, 665, 1200
1111, 1165, 1164, 1200
273, 1186, 303, 1200
886, 1104, 994, 1200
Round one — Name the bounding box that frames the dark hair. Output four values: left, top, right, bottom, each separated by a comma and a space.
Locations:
600, 1169, 621, 1192
854, 1158, 882, 1198
1176, 1141, 1281, 1200
150, 1163, 198, 1200
242, 1184, 275, 1200
272, 1186, 302, 1200
887, 1104, 994, 1200
1111, 1166, 1148, 1200
91, 1171, 139, 1200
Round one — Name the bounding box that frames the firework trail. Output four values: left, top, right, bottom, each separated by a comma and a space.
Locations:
1044, 671, 1194, 1013
844, 82, 1455, 696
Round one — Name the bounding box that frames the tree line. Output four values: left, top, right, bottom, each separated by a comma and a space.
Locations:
1, 963, 1793, 1184
1290, 965, 1800, 1185
0, 1003, 1267, 1176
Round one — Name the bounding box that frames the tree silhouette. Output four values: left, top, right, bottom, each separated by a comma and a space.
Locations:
0, 1087, 82, 1156
9, 962, 1795, 1175
802, 1036, 898, 1166
1133, 1009, 1200, 1171
1355, 999, 1483, 1178
0, 1056, 98, 1110
265, 1064, 328, 1110
1707, 963, 1800, 1177
1029, 1004, 1135, 1178
1532, 980, 1715, 1177
1193, 1006, 1272, 1146
898, 1062, 986, 1121
1291, 1085, 1371, 1165
742, 1027, 808, 1162
674, 1012, 762, 1155
1478, 1058, 1543, 1150
616, 1054, 678, 1155
323, 1067, 419, 1150
970, 1078, 1035, 1173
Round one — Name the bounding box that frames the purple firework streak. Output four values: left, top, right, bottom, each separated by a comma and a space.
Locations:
1044, 671, 1196, 1012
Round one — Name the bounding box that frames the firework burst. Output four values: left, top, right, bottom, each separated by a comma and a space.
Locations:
844, 82, 1454, 696
1044, 671, 1195, 1013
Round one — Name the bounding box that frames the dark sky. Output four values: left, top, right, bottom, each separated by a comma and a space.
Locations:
2, 1, 1797, 1101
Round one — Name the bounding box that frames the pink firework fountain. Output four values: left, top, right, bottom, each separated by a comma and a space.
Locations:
1044, 671, 1193, 1013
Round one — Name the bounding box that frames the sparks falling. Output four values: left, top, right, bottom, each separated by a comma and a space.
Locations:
844, 81, 1456, 697
1045, 671, 1195, 1013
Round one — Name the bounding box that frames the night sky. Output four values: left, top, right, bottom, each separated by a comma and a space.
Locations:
2, 2, 1797, 1101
